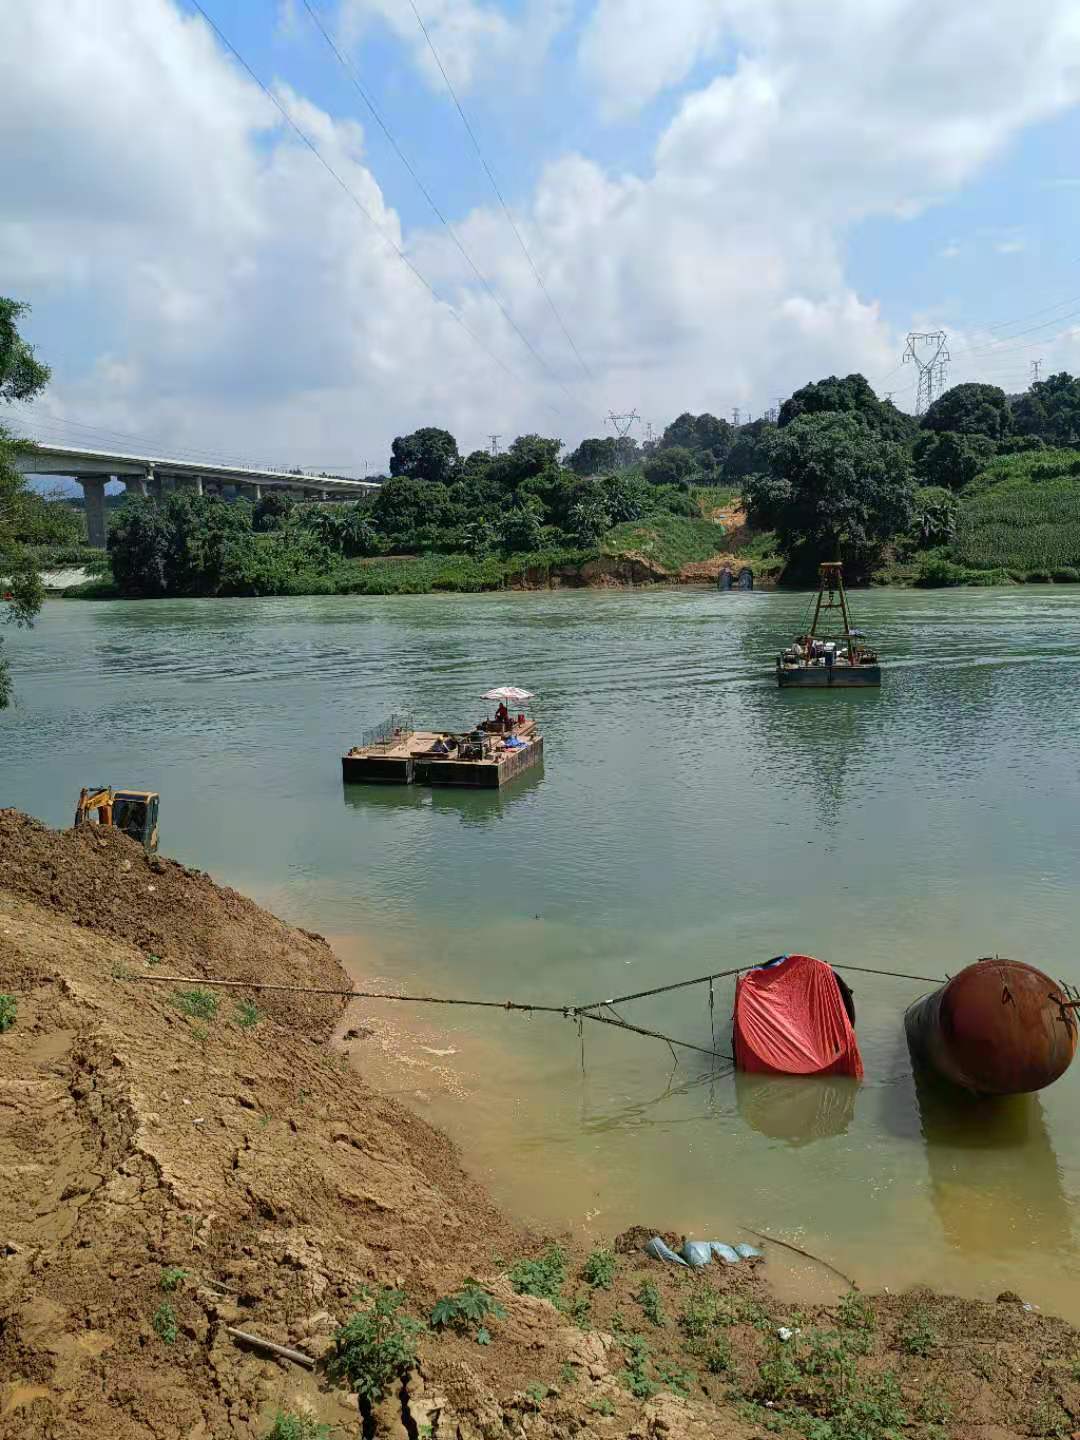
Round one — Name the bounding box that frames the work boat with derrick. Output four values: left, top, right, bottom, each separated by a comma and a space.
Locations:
777, 561, 881, 687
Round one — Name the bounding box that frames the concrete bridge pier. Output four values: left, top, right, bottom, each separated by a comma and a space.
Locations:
76, 475, 109, 548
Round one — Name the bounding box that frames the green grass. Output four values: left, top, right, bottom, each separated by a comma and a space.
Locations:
233, 1000, 261, 1028
336, 546, 597, 595
634, 1279, 666, 1327
0, 994, 16, 1033
602, 513, 726, 571
954, 448, 1080, 573
160, 1266, 188, 1292
169, 988, 219, 1020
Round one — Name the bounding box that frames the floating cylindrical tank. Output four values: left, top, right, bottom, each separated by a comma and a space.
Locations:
905, 958, 1077, 1096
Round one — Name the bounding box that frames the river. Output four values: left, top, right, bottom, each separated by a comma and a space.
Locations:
4, 587, 1080, 1314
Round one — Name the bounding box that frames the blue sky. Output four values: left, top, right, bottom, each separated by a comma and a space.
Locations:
3, 0, 1080, 470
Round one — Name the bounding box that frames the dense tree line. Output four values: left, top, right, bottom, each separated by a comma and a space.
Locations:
0, 299, 51, 708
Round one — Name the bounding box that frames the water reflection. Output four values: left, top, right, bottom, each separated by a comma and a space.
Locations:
735, 1072, 858, 1146
912, 1069, 1071, 1256
341, 765, 545, 825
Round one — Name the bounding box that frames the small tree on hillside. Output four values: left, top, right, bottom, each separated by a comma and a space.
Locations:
1011, 373, 1080, 447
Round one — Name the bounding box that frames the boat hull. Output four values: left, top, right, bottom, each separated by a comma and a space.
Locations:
905, 959, 1077, 1096
777, 662, 881, 688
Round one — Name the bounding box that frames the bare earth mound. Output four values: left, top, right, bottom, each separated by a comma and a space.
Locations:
2, 812, 1079, 1439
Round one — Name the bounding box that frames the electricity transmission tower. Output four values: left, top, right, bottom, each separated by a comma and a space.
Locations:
643, 421, 656, 446
1031, 359, 1043, 385
732, 407, 741, 427
903, 332, 950, 415
488, 434, 501, 455
606, 409, 639, 439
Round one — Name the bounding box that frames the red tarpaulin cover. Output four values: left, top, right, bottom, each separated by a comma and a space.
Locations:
733, 954, 863, 1079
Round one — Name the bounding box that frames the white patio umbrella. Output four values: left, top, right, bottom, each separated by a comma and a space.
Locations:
481, 686, 534, 703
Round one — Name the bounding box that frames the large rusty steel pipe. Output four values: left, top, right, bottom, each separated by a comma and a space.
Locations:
905, 958, 1077, 1096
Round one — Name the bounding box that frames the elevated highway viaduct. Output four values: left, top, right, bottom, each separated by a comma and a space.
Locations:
15, 443, 380, 547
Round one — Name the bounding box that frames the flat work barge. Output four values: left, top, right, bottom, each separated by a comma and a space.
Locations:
343, 689, 543, 789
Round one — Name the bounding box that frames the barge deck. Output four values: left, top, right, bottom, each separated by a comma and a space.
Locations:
343, 721, 543, 789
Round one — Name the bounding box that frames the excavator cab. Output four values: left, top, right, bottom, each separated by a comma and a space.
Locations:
74, 786, 160, 852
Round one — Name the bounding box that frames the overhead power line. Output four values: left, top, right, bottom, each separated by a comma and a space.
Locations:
300, 0, 585, 416
187, 0, 556, 414
407, 0, 595, 385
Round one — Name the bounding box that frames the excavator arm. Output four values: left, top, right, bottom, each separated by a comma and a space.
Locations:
74, 786, 114, 829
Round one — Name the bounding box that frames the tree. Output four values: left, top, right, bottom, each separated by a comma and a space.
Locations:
721, 418, 777, 481
743, 413, 914, 578
496, 498, 544, 553
108, 497, 172, 596
0, 299, 50, 402
389, 427, 460, 484
252, 491, 295, 532
911, 486, 959, 548
371, 476, 453, 550
912, 431, 996, 490
659, 412, 733, 473
778, 373, 917, 444
1011, 373, 1080, 447
0, 299, 50, 708
567, 496, 609, 546
566, 437, 618, 476
643, 446, 698, 486
922, 383, 1011, 441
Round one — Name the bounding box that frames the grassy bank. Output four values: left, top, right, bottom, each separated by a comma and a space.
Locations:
63, 512, 782, 599
915, 448, 1080, 586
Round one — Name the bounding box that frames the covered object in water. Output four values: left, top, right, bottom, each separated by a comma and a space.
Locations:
905, 957, 1077, 1096
733, 954, 864, 1079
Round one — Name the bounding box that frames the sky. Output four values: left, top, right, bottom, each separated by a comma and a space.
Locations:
2, 0, 1080, 478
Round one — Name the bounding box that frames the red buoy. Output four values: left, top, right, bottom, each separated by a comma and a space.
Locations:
905, 958, 1077, 1096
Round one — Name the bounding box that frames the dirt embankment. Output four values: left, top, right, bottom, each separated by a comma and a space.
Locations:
2, 812, 1079, 1440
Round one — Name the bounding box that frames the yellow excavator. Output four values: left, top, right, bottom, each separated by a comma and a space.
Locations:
74, 786, 160, 852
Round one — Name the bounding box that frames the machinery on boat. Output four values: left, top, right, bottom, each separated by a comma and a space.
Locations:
733, 953, 863, 1079
905, 957, 1077, 1096
74, 785, 160, 852
777, 562, 880, 687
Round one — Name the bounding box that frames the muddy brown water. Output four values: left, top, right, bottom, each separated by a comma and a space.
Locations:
5, 587, 1080, 1316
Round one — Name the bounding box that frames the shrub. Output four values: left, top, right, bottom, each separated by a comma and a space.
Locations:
1054, 566, 1080, 582
619, 1335, 659, 1398
265, 1414, 330, 1440
898, 1301, 936, 1357
634, 1279, 666, 1327
430, 1282, 506, 1345
152, 1301, 178, 1344
0, 994, 16, 1032
837, 1291, 876, 1333
582, 1248, 616, 1290
325, 1289, 425, 1404
508, 1246, 567, 1306
160, 1266, 188, 1292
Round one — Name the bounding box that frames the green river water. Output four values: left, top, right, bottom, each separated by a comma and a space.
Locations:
4, 587, 1080, 1313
